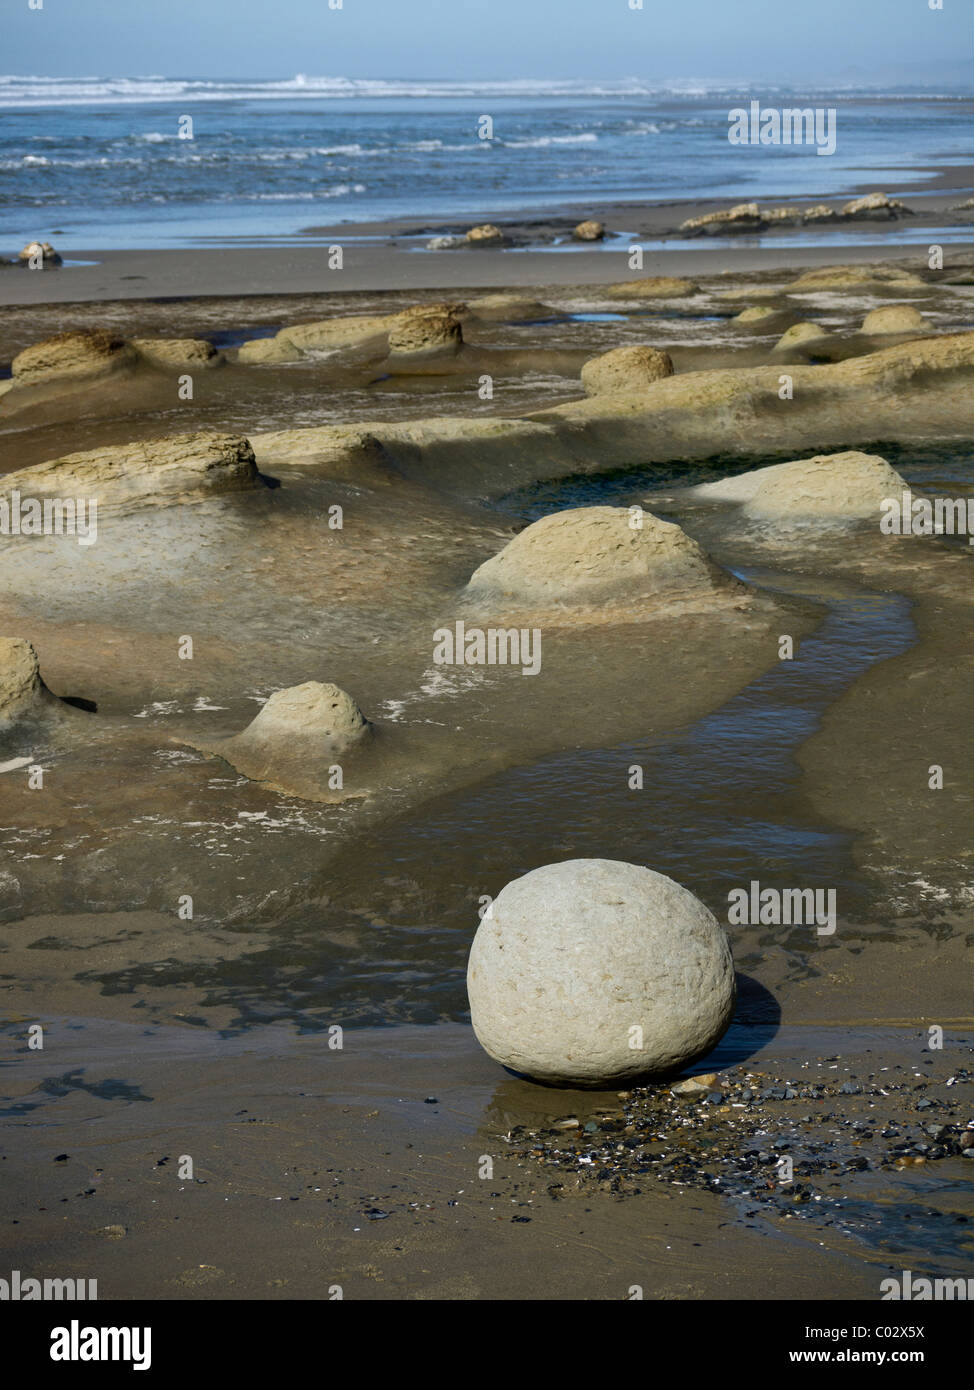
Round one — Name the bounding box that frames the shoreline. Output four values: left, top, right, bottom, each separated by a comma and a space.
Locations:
3, 181, 974, 308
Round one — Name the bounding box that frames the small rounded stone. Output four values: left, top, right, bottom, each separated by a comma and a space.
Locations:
466, 859, 736, 1087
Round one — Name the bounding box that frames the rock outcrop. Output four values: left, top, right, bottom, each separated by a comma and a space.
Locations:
841, 192, 913, 220
466, 224, 505, 246
679, 203, 765, 235
132, 338, 224, 369
773, 321, 833, 351
574, 220, 605, 241
12, 331, 137, 388
861, 305, 929, 335
788, 264, 927, 292
580, 345, 674, 396
0, 432, 262, 516
691, 450, 908, 522
18, 241, 62, 266
387, 308, 463, 358
604, 276, 697, 299
464, 505, 738, 612
463, 293, 553, 322
0, 638, 75, 727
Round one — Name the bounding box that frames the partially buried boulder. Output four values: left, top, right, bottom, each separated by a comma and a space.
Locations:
0, 432, 262, 516
192, 682, 374, 799
580, 345, 674, 396
12, 331, 137, 388
861, 305, 929, 335
464, 505, 738, 613
691, 450, 907, 522
0, 638, 75, 728
773, 321, 832, 352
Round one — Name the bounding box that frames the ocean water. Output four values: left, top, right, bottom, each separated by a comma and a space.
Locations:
0, 76, 973, 247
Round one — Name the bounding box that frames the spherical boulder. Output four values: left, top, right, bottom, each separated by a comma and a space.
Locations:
692, 450, 908, 522
861, 305, 928, 336
580, 345, 674, 396
18, 241, 62, 266
464, 505, 733, 610
467, 859, 736, 1087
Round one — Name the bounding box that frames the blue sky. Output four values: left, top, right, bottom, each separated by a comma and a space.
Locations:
3, 0, 971, 82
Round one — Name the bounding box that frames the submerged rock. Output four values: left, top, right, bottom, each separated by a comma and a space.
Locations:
0, 431, 262, 515
604, 275, 697, 299
466, 859, 736, 1087
237, 336, 302, 364
192, 682, 374, 798
734, 305, 783, 323
277, 314, 392, 353
773, 321, 833, 352
580, 345, 674, 396
12, 331, 137, 388
691, 450, 908, 522
463, 293, 553, 322
861, 305, 929, 335
464, 505, 737, 611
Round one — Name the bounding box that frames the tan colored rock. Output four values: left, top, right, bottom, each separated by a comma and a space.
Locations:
12, 331, 137, 387
132, 338, 223, 369
463, 293, 553, 322
193, 682, 373, 797
773, 321, 832, 351
604, 275, 698, 299
861, 305, 929, 335
734, 305, 781, 323
466, 223, 505, 246
0, 637, 72, 726
580, 345, 674, 396
680, 203, 764, 235
789, 264, 927, 291
237, 336, 302, 364
802, 204, 837, 223
18, 241, 61, 266
277, 314, 392, 353
464, 505, 737, 611
692, 450, 907, 522
763, 207, 803, 224
0, 432, 261, 516
387, 308, 463, 358
574, 219, 605, 241
842, 192, 912, 220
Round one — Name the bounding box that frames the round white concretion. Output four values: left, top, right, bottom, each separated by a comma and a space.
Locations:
467, 859, 736, 1087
